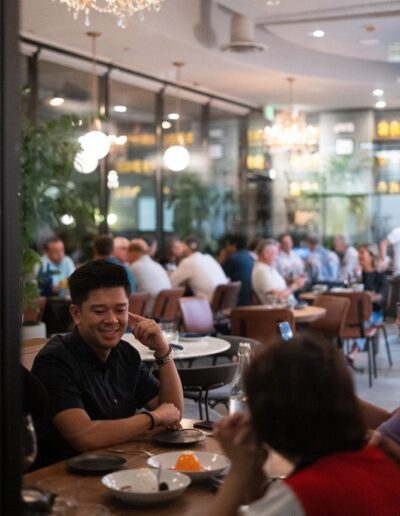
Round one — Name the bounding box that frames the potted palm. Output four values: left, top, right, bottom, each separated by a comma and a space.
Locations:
21, 115, 94, 336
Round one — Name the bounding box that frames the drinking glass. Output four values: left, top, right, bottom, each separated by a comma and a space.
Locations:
264, 294, 277, 308
159, 321, 179, 344
22, 414, 37, 472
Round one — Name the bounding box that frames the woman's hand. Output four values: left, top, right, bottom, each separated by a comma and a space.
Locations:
128, 313, 169, 356
214, 414, 267, 494
212, 413, 268, 510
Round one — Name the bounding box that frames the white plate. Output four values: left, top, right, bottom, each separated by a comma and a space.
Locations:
102, 468, 191, 505
178, 335, 207, 342
147, 451, 230, 481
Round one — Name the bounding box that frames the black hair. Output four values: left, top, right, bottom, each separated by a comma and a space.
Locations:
93, 235, 113, 257
245, 332, 365, 460
68, 259, 131, 305
227, 234, 247, 250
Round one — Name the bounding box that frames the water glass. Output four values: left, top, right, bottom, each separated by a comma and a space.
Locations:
22, 414, 37, 472
159, 321, 179, 344
264, 294, 277, 308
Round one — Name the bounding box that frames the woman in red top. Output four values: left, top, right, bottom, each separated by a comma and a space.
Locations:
211, 333, 400, 516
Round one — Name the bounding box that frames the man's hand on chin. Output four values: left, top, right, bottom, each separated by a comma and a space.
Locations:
128, 313, 169, 355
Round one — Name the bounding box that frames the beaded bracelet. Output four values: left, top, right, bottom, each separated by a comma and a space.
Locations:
154, 345, 174, 366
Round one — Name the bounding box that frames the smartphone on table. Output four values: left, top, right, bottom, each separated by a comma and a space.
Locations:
277, 321, 293, 341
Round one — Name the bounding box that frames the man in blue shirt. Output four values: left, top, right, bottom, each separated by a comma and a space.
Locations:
221, 234, 255, 305
305, 234, 340, 284
39, 237, 75, 296
93, 234, 137, 292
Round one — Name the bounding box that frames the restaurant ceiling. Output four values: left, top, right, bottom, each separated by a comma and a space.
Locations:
20, 0, 400, 112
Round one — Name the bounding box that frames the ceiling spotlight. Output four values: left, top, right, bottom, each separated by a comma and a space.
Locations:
311, 30, 325, 38
49, 97, 65, 106
167, 113, 180, 120
375, 100, 387, 109
266, 0, 280, 5
372, 89, 384, 96
162, 121, 172, 129
113, 105, 127, 113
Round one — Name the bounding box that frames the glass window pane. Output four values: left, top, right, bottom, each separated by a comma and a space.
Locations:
108, 80, 156, 236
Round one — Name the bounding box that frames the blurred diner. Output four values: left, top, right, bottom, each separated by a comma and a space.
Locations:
211, 333, 400, 516
358, 243, 388, 324
38, 236, 75, 297
305, 234, 340, 285
171, 236, 228, 301
220, 234, 255, 306
112, 236, 130, 266
93, 234, 137, 293
252, 239, 305, 305
333, 235, 359, 283
128, 238, 171, 316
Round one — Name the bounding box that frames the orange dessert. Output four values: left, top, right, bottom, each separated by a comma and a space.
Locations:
174, 451, 203, 472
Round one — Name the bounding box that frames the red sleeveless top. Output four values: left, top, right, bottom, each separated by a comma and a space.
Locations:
284, 446, 400, 516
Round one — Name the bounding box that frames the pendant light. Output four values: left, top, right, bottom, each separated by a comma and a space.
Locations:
78, 31, 110, 168
163, 62, 190, 172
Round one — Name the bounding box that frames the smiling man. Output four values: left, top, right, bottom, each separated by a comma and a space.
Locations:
32, 260, 183, 467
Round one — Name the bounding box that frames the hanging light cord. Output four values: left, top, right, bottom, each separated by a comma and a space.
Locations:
87, 31, 101, 129
174, 61, 184, 145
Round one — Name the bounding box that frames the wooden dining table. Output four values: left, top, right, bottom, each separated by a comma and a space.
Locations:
24, 419, 222, 515
232, 304, 327, 324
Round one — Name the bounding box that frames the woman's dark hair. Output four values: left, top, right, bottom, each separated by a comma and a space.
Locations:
245, 332, 365, 460
68, 259, 131, 306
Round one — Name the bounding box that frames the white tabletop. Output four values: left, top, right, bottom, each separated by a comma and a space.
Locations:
122, 333, 231, 362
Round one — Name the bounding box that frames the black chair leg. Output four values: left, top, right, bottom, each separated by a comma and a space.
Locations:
204, 389, 210, 422
382, 325, 393, 367
367, 339, 373, 387
372, 337, 378, 379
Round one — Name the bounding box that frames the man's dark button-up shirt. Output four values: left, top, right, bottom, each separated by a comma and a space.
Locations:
32, 328, 159, 466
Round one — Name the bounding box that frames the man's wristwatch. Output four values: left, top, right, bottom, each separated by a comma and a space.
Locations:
154, 345, 174, 366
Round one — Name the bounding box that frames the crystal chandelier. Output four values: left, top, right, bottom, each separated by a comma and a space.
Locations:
56, 0, 165, 28
264, 78, 319, 153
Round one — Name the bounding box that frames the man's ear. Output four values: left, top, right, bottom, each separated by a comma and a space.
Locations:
69, 304, 81, 325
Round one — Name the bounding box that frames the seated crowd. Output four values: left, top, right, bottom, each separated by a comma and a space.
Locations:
24, 227, 400, 513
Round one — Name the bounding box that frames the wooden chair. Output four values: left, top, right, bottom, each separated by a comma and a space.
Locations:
309, 295, 350, 344
210, 282, 242, 316
230, 307, 295, 346
328, 291, 378, 387
151, 287, 185, 322
251, 290, 262, 305
21, 338, 48, 371
372, 283, 395, 368
179, 297, 215, 334
129, 292, 151, 316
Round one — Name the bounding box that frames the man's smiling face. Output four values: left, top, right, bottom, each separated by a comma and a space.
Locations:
70, 287, 129, 357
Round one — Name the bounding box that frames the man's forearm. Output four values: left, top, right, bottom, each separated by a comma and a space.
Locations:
157, 360, 184, 414
54, 409, 154, 453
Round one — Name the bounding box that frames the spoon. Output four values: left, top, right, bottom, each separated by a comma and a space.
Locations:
107, 448, 154, 456
157, 463, 168, 491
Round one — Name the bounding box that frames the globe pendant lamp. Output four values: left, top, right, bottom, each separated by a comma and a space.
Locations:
163, 62, 190, 172
79, 32, 110, 164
